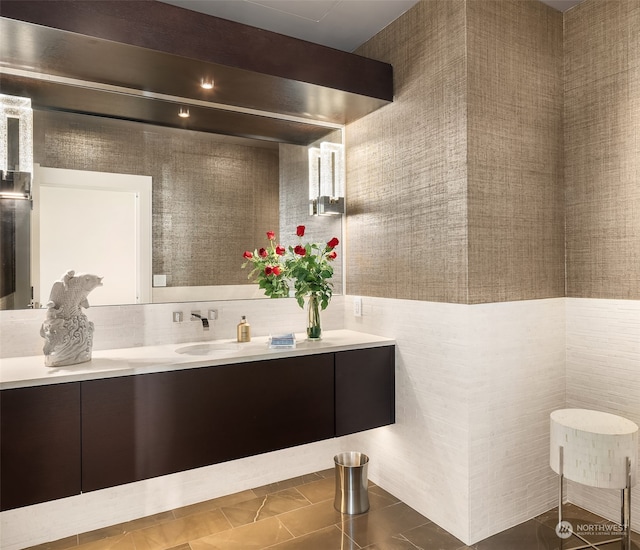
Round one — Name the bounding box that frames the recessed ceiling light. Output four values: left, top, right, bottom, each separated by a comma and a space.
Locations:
178, 107, 190, 118
200, 78, 214, 90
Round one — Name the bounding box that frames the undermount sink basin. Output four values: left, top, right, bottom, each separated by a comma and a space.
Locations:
175, 342, 241, 356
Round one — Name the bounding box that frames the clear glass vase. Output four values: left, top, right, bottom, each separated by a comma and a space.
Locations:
306, 293, 322, 340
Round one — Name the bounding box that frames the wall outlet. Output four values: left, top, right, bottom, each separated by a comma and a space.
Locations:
353, 296, 363, 317
208, 309, 218, 320
173, 311, 183, 322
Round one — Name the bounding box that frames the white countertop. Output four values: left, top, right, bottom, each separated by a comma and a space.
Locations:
0, 330, 395, 390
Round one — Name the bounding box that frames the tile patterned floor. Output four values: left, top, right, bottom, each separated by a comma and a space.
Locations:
28, 470, 639, 550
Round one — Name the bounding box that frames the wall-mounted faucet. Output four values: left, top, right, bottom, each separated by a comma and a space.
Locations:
191, 312, 209, 331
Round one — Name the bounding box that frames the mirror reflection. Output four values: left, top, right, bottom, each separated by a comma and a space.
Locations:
1, 99, 343, 310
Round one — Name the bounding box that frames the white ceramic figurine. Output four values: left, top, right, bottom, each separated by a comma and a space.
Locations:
40, 270, 103, 367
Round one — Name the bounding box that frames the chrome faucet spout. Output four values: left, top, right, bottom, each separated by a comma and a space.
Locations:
191, 313, 210, 330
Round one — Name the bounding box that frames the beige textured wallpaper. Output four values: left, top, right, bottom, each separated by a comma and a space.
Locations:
564, 0, 640, 299
34, 111, 279, 289
347, 0, 564, 304
466, 0, 565, 303
347, 0, 469, 303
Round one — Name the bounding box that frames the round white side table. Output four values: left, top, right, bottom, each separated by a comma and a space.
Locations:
550, 408, 638, 550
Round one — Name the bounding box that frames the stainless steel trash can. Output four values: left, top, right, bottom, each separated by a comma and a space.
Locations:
334, 451, 370, 514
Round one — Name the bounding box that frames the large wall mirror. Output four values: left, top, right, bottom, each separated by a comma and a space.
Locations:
1, 98, 344, 310
0, 4, 394, 311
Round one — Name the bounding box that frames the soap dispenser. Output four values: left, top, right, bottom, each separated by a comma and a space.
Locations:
237, 316, 251, 343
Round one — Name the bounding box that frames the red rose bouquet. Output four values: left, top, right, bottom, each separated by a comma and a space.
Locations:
241, 225, 339, 312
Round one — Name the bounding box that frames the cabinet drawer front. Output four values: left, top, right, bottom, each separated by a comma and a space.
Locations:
81, 354, 334, 492
1, 383, 81, 510
335, 346, 395, 437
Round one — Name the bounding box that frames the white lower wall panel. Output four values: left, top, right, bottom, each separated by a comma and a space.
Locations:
2, 296, 637, 548
565, 298, 640, 533
344, 296, 566, 544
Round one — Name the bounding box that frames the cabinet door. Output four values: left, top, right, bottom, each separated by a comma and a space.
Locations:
0, 383, 81, 510
335, 346, 395, 437
81, 354, 334, 492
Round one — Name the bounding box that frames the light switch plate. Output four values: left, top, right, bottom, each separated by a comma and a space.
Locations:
353, 296, 362, 317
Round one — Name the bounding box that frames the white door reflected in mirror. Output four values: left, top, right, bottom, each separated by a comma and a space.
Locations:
32, 166, 152, 307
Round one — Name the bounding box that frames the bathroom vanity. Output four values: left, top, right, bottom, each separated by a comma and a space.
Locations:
0, 330, 395, 511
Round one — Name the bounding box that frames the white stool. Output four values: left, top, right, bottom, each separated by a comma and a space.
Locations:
550, 409, 638, 550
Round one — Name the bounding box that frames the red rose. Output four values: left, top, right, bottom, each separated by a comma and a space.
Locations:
275, 245, 285, 255
327, 251, 337, 260
327, 237, 339, 249
296, 225, 305, 237
294, 244, 306, 256
272, 265, 281, 276
266, 231, 275, 241
259, 248, 267, 258
243, 251, 253, 259
264, 266, 273, 276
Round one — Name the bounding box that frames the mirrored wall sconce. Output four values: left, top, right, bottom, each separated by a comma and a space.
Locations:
1, 93, 33, 198
308, 142, 345, 216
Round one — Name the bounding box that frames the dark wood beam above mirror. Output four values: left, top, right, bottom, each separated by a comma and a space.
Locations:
0, 0, 393, 144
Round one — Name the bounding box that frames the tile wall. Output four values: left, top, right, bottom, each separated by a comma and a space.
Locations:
0, 296, 344, 359
2, 295, 639, 547
565, 298, 640, 533
343, 296, 566, 543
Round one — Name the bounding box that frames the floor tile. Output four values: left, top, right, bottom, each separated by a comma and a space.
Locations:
25, 536, 78, 550
294, 475, 335, 504
535, 503, 640, 548
220, 487, 310, 528
277, 498, 344, 537
534, 502, 611, 527
75, 525, 126, 547
399, 520, 466, 550
368, 485, 401, 510
251, 472, 324, 497
342, 502, 431, 549
131, 509, 231, 550
467, 518, 567, 550
172, 490, 256, 519
75, 533, 136, 550
268, 525, 359, 550
27, 469, 640, 550
189, 516, 294, 550
120, 511, 175, 534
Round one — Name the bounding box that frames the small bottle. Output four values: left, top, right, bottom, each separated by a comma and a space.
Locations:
237, 316, 251, 343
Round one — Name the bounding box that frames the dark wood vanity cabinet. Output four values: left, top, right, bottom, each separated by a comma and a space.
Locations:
0, 383, 81, 511
0, 344, 395, 508
81, 354, 335, 492
335, 346, 395, 437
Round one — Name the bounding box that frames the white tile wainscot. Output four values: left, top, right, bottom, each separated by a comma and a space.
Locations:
4, 295, 637, 548
343, 296, 566, 545
565, 298, 640, 534
0, 296, 345, 359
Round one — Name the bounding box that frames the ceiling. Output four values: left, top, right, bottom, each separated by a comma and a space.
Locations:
159, 0, 584, 52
